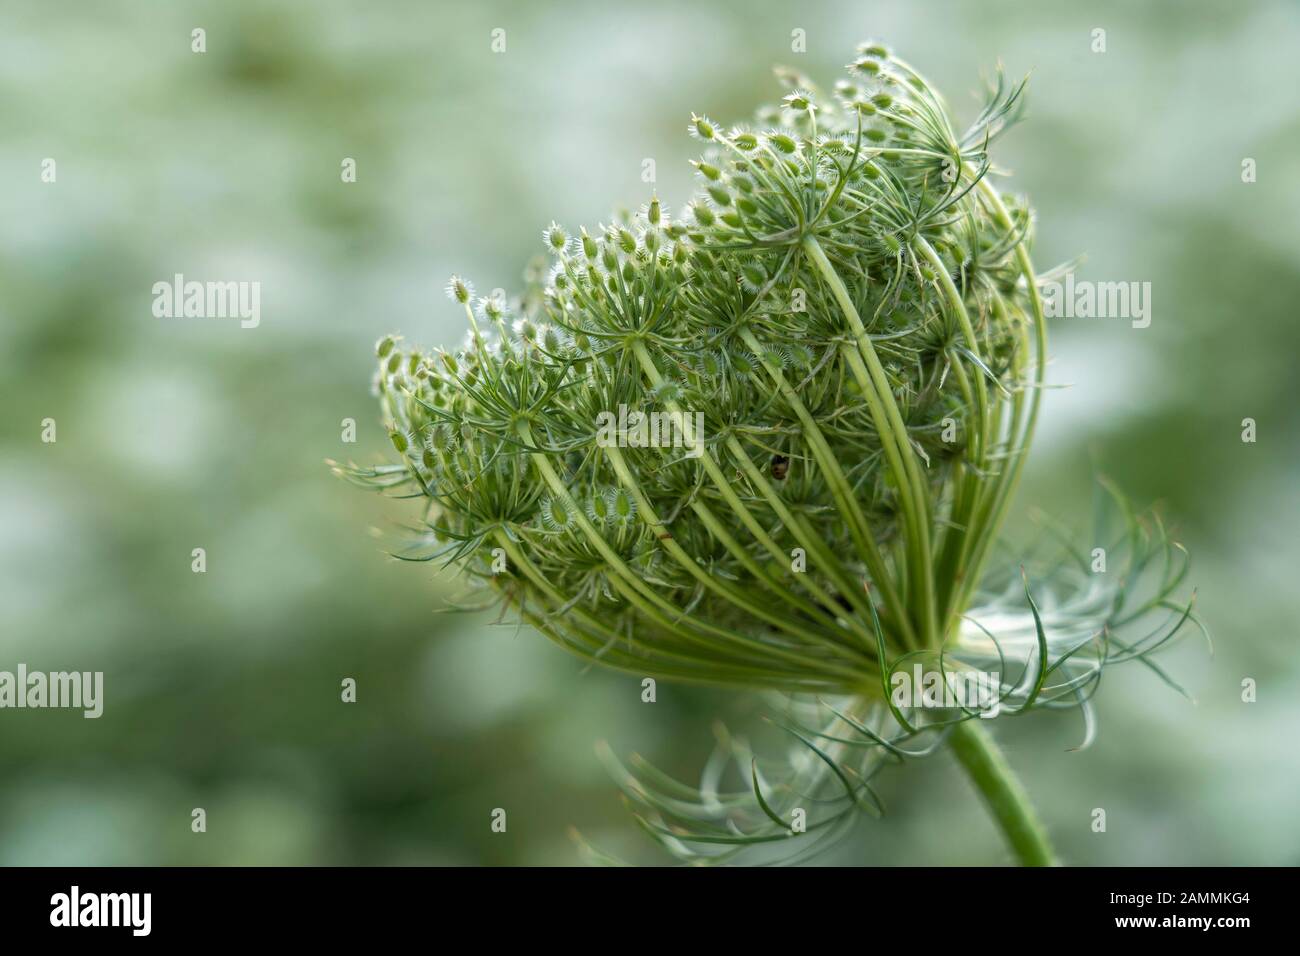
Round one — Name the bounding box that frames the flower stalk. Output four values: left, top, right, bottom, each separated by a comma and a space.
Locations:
948, 720, 1058, 867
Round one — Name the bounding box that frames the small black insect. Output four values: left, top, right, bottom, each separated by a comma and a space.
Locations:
770, 454, 790, 480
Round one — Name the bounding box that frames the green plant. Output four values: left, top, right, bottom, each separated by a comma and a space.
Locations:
336, 41, 1202, 865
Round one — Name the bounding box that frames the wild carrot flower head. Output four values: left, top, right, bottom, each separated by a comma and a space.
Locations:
336, 42, 1200, 864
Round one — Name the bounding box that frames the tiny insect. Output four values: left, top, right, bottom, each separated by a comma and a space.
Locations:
770, 454, 790, 480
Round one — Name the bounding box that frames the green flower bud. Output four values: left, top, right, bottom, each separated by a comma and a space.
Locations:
542, 222, 568, 254
610, 488, 636, 524
541, 496, 573, 530
767, 132, 798, 154
689, 113, 717, 141
783, 90, 813, 111
693, 161, 721, 181
444, 275, 473, 304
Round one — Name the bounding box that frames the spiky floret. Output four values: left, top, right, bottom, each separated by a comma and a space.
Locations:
336, 43, 1201, 864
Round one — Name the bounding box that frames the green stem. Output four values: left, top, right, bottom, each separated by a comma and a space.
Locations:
599, 443, 863, 670
624, 339, 875, 648
802, 236, 937, 647
736, 326, 915, 649
947, 720, 1058, 866
947, 180, 1049, 619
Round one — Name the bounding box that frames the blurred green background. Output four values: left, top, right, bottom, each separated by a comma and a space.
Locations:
2, 0, 1297, 865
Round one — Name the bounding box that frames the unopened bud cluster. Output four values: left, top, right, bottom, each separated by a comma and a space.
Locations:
346, 43, 1041, 695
